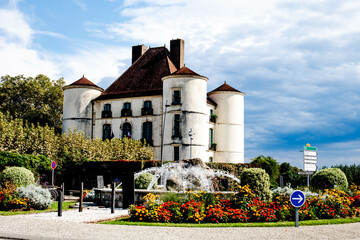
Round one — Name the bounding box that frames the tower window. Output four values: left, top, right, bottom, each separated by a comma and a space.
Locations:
174, 146, 180, 161
102, 124, 112, 140
173, 114, 181, 138
122, 122, 132, 138
172, 90, 181, 105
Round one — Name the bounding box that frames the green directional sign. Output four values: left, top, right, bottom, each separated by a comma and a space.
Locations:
304, 146, 317, 151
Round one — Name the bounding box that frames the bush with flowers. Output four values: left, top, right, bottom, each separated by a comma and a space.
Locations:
129, 184, 360, 224
0, 181, 27, 210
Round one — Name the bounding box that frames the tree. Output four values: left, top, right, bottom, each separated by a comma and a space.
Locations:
250, 155, 279, 187
0, 75, 65, 133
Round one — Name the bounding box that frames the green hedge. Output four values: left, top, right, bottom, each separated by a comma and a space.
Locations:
311, 168, 348, 191
0, 151, 52, 175
240, 168, 272, 201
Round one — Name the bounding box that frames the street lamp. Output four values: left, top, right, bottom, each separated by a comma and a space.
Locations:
188, 128, 195, 159
160, 101, 170, 186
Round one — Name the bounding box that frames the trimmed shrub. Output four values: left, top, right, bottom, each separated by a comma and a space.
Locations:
17, 184, 52, 210
0, 151, 52, 175
0, 166, 35, 187
310, 168, 348, 191
135, 173, 156, 189
240, 168, 272, 201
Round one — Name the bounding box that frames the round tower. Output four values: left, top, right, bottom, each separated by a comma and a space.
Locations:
162, 67, 208, 161
62, 76, 103, 138
207, 83, 245, 163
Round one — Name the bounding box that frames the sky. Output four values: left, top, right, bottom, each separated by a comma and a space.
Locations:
0, 0, 360, 169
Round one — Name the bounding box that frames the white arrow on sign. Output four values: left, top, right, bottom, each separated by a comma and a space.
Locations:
292, 194, 303, 203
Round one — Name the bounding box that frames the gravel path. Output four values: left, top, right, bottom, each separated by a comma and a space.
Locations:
0, 207, 359, 240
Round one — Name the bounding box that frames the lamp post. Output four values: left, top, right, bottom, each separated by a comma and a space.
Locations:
188, 128, 195, 159
160, 101, 170, 185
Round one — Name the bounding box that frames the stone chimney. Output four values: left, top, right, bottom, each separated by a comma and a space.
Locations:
132, 44, 148, 64
170, 39, 185, 69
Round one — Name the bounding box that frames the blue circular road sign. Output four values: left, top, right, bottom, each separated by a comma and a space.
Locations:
290, 190, 306, 208
51, 161, 57, 170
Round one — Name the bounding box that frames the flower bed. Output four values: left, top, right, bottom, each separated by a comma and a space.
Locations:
130, 185, 360, 223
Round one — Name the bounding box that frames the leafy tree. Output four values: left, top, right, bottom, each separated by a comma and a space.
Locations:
0, 74, 65, 133
250, 155, 279, 187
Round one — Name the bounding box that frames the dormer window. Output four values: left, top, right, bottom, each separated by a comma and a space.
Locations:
121, 102, 132, 117
102, 104, 112, 118
172, 90, 181, 105
142, 101, 153, 115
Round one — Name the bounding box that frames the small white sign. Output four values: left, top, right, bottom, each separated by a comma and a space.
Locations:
304, 163, 317, 171
304, 150, 317, 156
304, 160, 318, 164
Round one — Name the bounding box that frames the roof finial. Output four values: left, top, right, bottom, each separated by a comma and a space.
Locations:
224, 81, 226, 84
83, 74, 84, 77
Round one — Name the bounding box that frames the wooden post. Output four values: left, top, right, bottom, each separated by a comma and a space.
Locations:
58, 183, 64, 217
79, 182, 83, 212
111, 182, 116, 214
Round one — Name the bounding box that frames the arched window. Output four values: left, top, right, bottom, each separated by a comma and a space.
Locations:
104, 104, 111, 112
123, 102, 131, 109
142, 101, 153, 115
144, 101, 152, 109
122, 122, 132, 138
102, 104, 112, 118
102, 124, 112, 140
142, 122, 153, 145
121, 102, 132, 117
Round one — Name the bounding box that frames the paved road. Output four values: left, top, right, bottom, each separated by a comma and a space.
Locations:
0, 210, 359, 240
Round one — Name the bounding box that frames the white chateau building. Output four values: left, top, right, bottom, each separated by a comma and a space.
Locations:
62, 39, 245, 163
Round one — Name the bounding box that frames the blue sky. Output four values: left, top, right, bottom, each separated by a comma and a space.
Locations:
1, 0, 360, 168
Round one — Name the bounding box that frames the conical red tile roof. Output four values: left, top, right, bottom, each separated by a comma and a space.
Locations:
209, 82, 244, 94
171, 66, 200, 76
70, 76, 100, 88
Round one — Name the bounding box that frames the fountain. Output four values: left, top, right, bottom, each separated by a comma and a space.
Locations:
94, 158, 241, 207
134, 158, 240, 192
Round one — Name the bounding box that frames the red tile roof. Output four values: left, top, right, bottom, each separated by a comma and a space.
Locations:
96, 47, 177, 100
171, 66, 200, 76
69, 76, 101, 88
208, 82, 244, 94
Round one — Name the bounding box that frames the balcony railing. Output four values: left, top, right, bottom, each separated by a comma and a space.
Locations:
101, 111, 112, 118
141, 107, 153, 116
121, 109, 132, 117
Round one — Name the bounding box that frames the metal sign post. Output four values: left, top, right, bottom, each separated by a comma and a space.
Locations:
188, 128, 195, 159
290, 190, 306, 227
51, 161, 57, 186
302, 144, 318, 187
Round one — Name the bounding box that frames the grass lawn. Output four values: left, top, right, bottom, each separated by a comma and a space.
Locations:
102, 217, 360, 227
0, 201, 76, 216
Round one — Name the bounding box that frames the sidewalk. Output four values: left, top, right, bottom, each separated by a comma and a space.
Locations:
0, 208, 360, 240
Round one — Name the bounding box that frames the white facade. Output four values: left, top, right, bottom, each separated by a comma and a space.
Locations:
208, 90, 245, 163
63, 84, 103, 137
62, 40, 245, 163
162, 75, 209, 162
